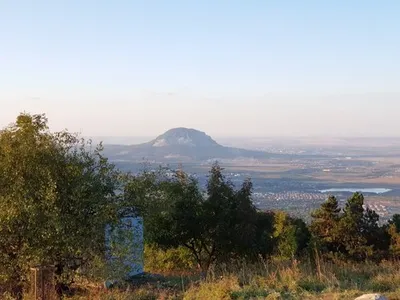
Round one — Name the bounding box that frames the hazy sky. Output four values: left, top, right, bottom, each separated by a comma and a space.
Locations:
1, 1, 399, 138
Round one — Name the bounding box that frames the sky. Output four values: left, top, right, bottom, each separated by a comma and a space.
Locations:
0, 0, 399, 138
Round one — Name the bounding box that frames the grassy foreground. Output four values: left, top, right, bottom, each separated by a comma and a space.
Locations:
63, 258, 400, 300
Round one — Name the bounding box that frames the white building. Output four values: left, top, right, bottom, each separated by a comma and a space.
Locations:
105, 214, 144, 279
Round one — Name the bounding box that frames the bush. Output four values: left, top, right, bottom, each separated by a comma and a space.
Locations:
144, 244, 196, 274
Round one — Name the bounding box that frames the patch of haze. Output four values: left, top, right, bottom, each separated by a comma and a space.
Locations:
216, 136, 400, 149
88, 136, 154, 145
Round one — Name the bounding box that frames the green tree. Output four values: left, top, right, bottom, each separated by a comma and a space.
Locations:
272, 211, 297, 259
0, 113, 120, 297
337, 193, 378, 260
196, 163, 257, 269
254, 211, 275, 258
202, 163, 236, 260
362, 207, 388, 256
388, 214, 400, 257
124, 168, 208, 270
124, 163, 257, 274
271, 212, 310, 259
389, 214, 400, 231
122, 167, 174, 245
310, 196, 341, 252
292, 217, 311, 254
231, 179, 258, 257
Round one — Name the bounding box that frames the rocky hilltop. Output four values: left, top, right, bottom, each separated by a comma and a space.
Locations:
103, 127, 269, 163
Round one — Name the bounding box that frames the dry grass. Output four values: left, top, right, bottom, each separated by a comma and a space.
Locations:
57, 258, 400, 300
2, 258, 398, 299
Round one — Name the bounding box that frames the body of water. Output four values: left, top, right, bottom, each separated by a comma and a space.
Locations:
319, 188, 392, 194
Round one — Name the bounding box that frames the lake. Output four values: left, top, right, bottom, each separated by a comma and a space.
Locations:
319, 188, 392, 194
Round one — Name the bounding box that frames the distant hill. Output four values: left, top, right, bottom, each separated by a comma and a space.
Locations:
103, 127, 270, 163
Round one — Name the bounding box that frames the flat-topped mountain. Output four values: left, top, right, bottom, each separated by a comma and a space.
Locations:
103, 128, 269, 163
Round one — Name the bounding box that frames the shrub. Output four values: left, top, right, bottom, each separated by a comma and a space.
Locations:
144, 244, 196, 274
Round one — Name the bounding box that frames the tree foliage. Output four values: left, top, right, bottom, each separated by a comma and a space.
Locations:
124, 163, 259, 273
272, 211, 310, 259
310, 196, 341, 252
388, 214, 400, 257
0, 113, 120, 297
124, 163, 312, 273
310, 192, 393, 261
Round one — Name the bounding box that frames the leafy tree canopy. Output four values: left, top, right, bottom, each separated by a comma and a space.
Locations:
0, 113, 120, 296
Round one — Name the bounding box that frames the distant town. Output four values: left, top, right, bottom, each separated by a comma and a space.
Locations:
105, 130, 400, 224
